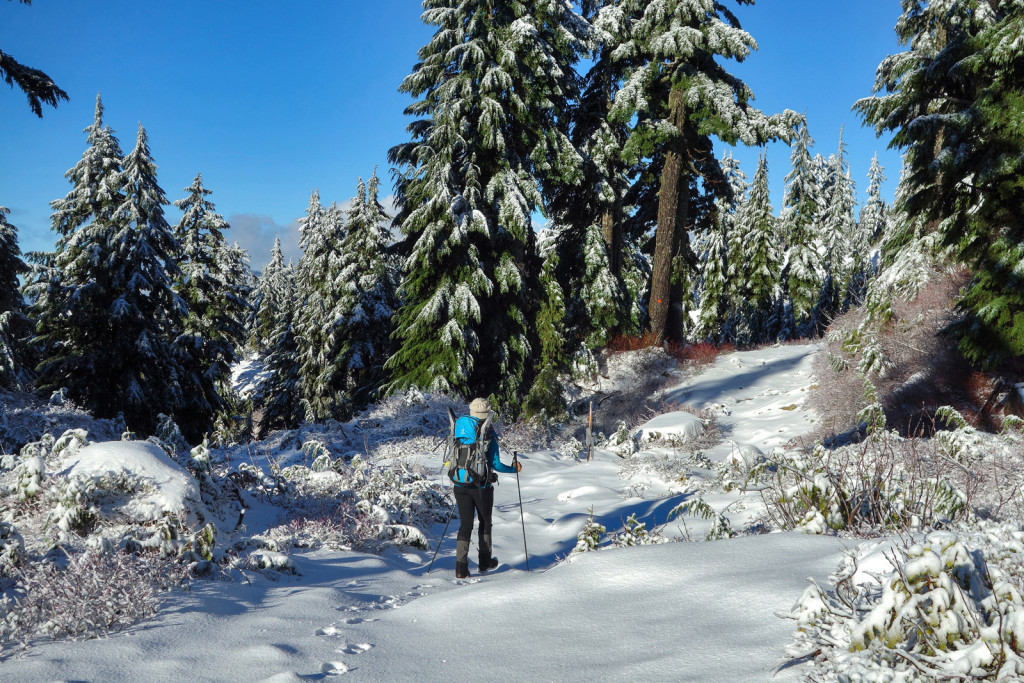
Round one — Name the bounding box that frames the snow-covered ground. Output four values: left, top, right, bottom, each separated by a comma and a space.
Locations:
2, 343, 850, 681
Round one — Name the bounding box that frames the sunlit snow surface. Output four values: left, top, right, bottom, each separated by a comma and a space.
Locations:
4, 343, 847, 681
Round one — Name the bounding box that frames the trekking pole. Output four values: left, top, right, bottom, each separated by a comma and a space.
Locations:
513, 451, 529, 571
586, 401, 593, 462
426, 501, 456, 573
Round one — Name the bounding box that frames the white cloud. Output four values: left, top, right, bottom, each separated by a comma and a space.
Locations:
225, 213, 301, 269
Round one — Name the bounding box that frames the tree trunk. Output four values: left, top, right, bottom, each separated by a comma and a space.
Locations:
600, 206, 621, 277
649, 88, 688, 344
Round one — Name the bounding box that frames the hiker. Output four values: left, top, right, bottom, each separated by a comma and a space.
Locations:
450, 397, 521, 579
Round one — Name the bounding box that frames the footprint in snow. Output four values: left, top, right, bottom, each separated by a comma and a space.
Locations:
340, 642, 373, 655
321, 660, 352, 676
344, 616, 378, 625
316, 625, 343, 636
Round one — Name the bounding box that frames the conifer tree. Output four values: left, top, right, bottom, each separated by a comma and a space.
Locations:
33, 116, 184, 434
737, 153, 782, 344
608, 0, 799, 344
30, 96, 124, 410
858, 153, 888, 245
856, 0, 1024, 366
172, 173, 251, 439
294, 190, 348, 421
0, 205, 32, 389
388, 0, 588, 409
781, 120, 824, 329
696, 153, 747, 342
335, 171, 397, 412
523, 245, 568, 420
548, 0, 635, 350
259, 259, 302, 432
252, 238, 289, 350
811, 135, 857, 332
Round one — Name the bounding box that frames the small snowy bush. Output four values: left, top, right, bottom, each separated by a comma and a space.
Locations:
0, 522, 24, 578
604, 421, 637, 457
786, 525, 1024, 680
754, 429, 970, 535
569, 508, 606, 557
610, 513, 664, 547
670, 497, 735, 541
0, 551, 187, 654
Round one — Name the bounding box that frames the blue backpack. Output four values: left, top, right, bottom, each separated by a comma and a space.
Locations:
446, 408, 492, 486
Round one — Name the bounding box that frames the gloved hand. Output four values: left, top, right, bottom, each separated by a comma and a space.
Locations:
513, 460, 522, 473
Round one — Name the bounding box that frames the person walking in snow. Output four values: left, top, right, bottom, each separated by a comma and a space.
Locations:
450, 397, 521, 579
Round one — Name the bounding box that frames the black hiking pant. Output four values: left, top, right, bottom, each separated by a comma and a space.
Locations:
454, 485, 493, 561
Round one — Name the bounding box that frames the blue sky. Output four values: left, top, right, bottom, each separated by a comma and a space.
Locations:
1, 1, 904, 267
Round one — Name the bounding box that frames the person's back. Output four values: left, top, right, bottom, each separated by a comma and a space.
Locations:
449, 398, 520, 579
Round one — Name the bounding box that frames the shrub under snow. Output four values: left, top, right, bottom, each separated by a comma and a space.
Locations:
786, 525, 1024, 681
0, 551, 187, 655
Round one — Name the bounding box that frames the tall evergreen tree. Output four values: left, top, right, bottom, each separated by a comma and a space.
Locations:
388, 0, 588, 408
0, 205, 32, 389
252, 238, 289, 350
522, 243, 568, 420
855, 0, 1024, 367
335, 171, 397, 412
695, 153, 747, 342
295, 190, 348, 421
30, 95, 126, 408
781, 120, 824, 329
858, 152, 888, 245
33, 116, 184, 434
547, 0, 635, 352
737, 152, 783, 344
608, 0, 799, 344
259, 258, 302, 433
811, 133, 858, 331
172, 173, 251, 439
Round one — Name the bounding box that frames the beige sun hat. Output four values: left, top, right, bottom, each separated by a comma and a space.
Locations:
468, 397, 490, 419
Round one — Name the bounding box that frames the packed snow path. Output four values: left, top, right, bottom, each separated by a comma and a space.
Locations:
4, 343, 847, 681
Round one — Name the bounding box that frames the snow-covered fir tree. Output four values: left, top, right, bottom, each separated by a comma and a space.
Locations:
856, 1, 1024, 367
737, 153, 783, 344
0, 205, 32, 389
259, 257, 302, 433
252, 238, 290, 350
858, 152, 888, 246
172, 173, 251, 440
548, 0, 634, 352
295, 190, 348, 421
781, 120, 824, 331
810, 132, 858, 333
33, 115, 184, 435
695, 152, 747, 343
387, 0, 589, 409
334, 171, 397, 413
522, 243, 569, 420
607, 0, 799, 344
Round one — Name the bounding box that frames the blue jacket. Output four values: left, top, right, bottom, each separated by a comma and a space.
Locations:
452, 415, 516, 487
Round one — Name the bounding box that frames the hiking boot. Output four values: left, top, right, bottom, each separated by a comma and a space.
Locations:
478, 556, 498, 572
455, 561, 470, 579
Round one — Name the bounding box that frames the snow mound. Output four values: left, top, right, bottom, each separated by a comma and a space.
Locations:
61, 441, 206, 527
635, 411, 704, 442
